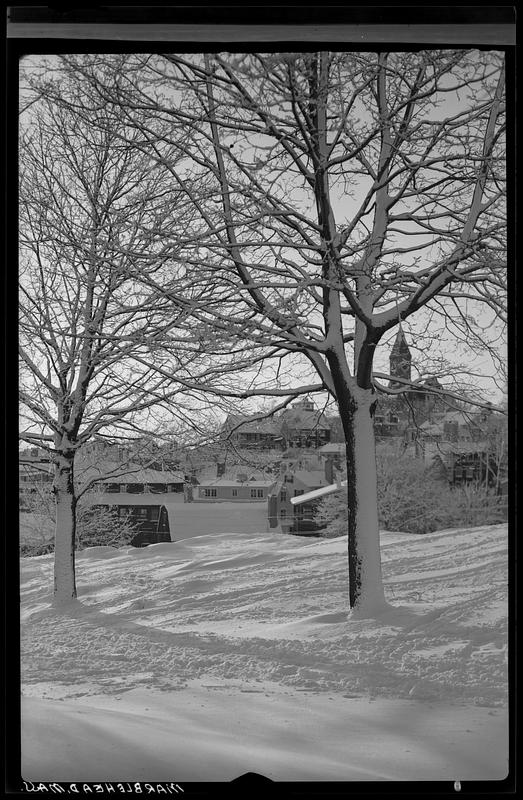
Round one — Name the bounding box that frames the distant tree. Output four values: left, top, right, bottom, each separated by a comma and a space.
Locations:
482, 409, 508, 493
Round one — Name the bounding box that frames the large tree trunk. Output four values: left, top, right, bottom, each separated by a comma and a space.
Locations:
52, 451, 77, 604
338, 387, 388, 618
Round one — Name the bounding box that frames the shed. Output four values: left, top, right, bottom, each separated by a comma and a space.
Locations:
84, 493, 269, 543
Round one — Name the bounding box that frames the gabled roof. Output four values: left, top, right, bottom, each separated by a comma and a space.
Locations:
434, 441, 489, 456
223, 414, 280, 435
291, 479, 347, 505
423, 376, 443, 388
419, 420, 443, 434
77, 461, 185, 485
317, 442, 346, 454
19, 462, 53, 476
198, 477, 275, 488
292, 469, 329, 488
280, 409, 330, 431
440, 410, 476, 425
113, 468, 185, 484
86, 492, 186, 506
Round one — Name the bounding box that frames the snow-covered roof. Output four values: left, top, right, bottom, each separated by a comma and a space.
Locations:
292, 470, 329, 488
291, 479, 347, 505
317, 443, 346, 454
441, 410, 476, 425
281, 409, 330, 430
223, 414, 279, 434
419, 420, 443, 434
84, 491, 186, 506
198, 477, 275, 488
435, 441, 489, 455
19, 462, 53, 475
78, 462, 185, 484
421, 410, 484, 430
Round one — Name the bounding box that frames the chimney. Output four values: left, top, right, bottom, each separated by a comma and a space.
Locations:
443, 421, 459, 442
216, 462, 226, 478
268, 494, 278, 528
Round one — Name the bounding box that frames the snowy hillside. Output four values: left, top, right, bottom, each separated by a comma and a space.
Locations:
20, 524, 509, 783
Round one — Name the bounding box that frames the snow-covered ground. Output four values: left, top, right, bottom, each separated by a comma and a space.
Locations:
20, 524, 509, 783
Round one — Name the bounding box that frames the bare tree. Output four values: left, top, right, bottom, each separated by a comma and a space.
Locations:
55, 50, 506, 616
18, 64, 214, 603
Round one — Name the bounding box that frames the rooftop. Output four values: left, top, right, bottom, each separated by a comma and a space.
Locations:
76, 461, 185, 485
317, 442, 346, 454
426, 440, 489, 456
290, 469, 329, 488
85, 492, 186, 506
198, 476, 275, 488
223, 414, 280, 435
280, 409, 330, 430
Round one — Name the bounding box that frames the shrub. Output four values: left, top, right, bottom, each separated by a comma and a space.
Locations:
76, 504, 139, 549
315, 446, 507, 536
19, 499, 139, 557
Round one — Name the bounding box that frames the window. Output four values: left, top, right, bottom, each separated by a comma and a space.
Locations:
284, 474, 294, 483
203, 488, 217, 497
294, 489, 304, 497
257, 489, 264, 498
280, 509, 287, 518
232, 489, 238, 497
280, 490, 287, 502
250, 489, 257, 498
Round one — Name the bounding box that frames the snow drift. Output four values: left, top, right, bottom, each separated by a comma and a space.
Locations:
20, 523, 509, 782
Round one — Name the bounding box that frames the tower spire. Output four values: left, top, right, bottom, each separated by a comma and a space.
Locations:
389, 328, 411, 388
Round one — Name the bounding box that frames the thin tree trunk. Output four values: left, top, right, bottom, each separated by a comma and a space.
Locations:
339, 389, 388, 617
52, 452, 77, 604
